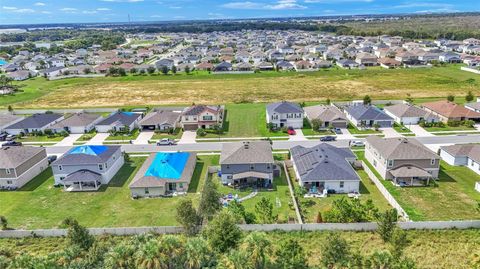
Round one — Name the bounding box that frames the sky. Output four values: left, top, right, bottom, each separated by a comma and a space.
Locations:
0, 0, 479, 25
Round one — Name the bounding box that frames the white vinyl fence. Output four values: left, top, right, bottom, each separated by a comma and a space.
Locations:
1, 221, 479, 238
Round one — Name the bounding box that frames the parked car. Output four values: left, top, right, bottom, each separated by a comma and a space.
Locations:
0, 133, 6, 141
2, 141, 22, 146
48, 155, 58, 164
6, 134, 16, 141
287, 127, 296, 135
349, 140, 365, 147
157, 138, 177, 146
320, 136, 336, 142
334, 128, 342, 134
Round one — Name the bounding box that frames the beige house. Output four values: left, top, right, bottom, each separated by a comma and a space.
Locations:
365, 136, 440, 187
180, 105, 224, 130
0, 146, 48, 190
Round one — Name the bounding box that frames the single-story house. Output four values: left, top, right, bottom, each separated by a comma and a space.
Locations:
337, 59, 360, 69
52, 145, 124, 191
95, 112, 142, 133
344, 105, 394, 128
304, 105, 348, 129
290, 143, 360, 193
129, 152, 197, 197
50, 113, 104, 134
440, 144, 480, 175
422, 100, 480, 122
384, 104, 439, 125
139, 109, 182, 131
4, 113, 64, 135
0, 146, 48, 190
0, 114, 24, 132
266, 101, 304, 129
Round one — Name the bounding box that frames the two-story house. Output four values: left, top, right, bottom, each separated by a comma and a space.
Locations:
52, 145, 124, 191
181, 105, 224, 130
220, 141, 275, 188
0, 146, 48, 190
365, 136, 440, 187
266, 101, 304, 129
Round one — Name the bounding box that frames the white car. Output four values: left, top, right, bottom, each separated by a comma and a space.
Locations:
157, 138, 176, 146
349, 140, 365, 147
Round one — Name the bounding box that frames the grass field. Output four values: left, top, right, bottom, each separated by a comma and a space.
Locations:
0, 156, 216, 229
1, 229, 479, 269
16, 135, 65, 143
357, 152, 480, 221
3, 65, 479, 108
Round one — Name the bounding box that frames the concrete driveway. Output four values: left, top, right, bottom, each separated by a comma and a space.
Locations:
289, 129, 307, 141
381, 127, 402, 138
409, 125, 434, 137
55, 134, 83, 146
178, 131, 197, 144
134, 131, 154, 145
336, 128, 355, 140
86, 133, 110, 145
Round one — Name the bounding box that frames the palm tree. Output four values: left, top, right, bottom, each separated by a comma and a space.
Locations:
104, 243, 135, 269
185, 237, 212, 269
134, 239, 165, 269
242, 232, 272, 269
158, 235, 185, 269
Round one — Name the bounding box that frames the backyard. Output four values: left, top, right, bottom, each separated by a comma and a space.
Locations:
357, 152, 480, 221
3, 65, 479, 109
0, 155, 214, 229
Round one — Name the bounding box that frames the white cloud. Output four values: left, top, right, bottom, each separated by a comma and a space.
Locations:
82, 10, 98, 14
2, 6, 18, 10
222, 0, 306, 10
97, 8, 111, 11
150, 14, 162, 18
60, 7, 77, 11
169, 6, 182, 9
34, 2, 46, 6
393, 2, 453, 9
14, 8, 35, 13
305, 0, 373, 2
41, 11, 52, 14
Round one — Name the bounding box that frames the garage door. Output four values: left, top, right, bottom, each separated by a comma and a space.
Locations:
183, 124, 198, 131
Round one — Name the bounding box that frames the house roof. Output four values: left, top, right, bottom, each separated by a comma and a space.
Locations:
0, 146, 46, 168
422, 100, 480, 119
441, 144, 480, 163
220, 141, 274, 165
267, 101, 303, 114
290, 143, 359, 182
50, 113, 102, 129
366, 136, 439, 160
304, 105, 347, 122
384, 104, 436, 119
139, 110, 181, 126
464, 102, 480, 111
53, 145, 121, 165
63, 169, 102, 183
5, 113, 63, 129
344, 105, 393, 121
389, 166, 433, 178
0, 113, 22, 128
183, 105, 222, 116
96, 112, 141, 126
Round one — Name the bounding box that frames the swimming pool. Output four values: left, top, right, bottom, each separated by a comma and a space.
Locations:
144, 152, 190, 179
0, 60, 7, 66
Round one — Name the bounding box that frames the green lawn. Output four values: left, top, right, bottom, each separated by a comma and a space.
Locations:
105, 128, 140, 141
424, 125, 475, 132
287, 166, 391, 223
0, 155, 215, 229
347, 123, 381, 134
17, 135, 65, 143
393, 122, 414, 134
150, 129, 183, 141
356, 152, 480, 221
78, 131, 97, 141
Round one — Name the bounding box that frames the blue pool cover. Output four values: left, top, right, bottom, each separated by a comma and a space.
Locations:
144, 152, 190, 179
69, 145, 108, 156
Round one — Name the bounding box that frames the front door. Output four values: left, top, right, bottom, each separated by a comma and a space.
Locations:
168, 183, 176, 191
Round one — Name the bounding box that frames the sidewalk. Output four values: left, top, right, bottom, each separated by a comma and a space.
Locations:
288, 129, 307, 141
409, 125, 434, 137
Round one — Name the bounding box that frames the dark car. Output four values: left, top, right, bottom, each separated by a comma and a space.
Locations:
2, 141, 22, 146
48, 155, 58, 164
320, 136, 336, 142
0, 133, 6, 141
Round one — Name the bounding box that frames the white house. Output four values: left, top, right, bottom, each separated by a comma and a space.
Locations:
266, 101, 304, 129
440, 144, 480, 176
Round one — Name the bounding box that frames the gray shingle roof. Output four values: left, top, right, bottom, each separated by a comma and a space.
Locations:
384, 104, 437, 118
0, 114, 22, 128
63, 170, 102, 182
96, 112, 141, 126
267, 101, 303, 114
441, 144, 480, 163
139, 110, 181, 126
304, 105, 346, 122
5, 113, 63, 129
290, 143, 359, 182
366, 136, 439, 160
50, 113, 102, 129
220, 141, 274, 165
0, 146, 46, 168
344, 105, 393, 121
183, 105, 221, 116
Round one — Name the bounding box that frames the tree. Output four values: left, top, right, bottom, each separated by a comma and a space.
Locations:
134, 238, 167, 269
323, 197, 379, 223
376, 208, 398, 243
118, 68, 126, 76
184, 65, 191, 74
326, 98, 331, 105
243, 232, 272, 269
389, 229, 410, 259
185, 237, 213, 269
405, 93, 414, 104
275, 238, 308, 269
62, 218, 95, 251
447, 95, 455, 102
363, 95, 372, 105
227, 200, 255, 224
130, 68, 137, 74
202, 211, 242, 253
321, 233, 350, 268
466, 91, 475, 102
176, 198, 201, 236
104, 243, 135, 269
311, 118, 323, 131
212, 123, 223, 135
83, 68, 91, 74
196, 128, 206, 137
373, 123, 380, 131
255, 197, 277, 224
0, 216, 7, 230
171, 65, 177, 75
7, 105, 13, 113
161, 66, 169, 75
315, 212, 323, 223
147, 66, 156, 75
197, 175, 222, 221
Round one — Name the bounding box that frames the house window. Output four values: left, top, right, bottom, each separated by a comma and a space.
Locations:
98, 164, 103, 171
6, 169, 10, 174
145, 188, 149, 194
340, 181, 344, 188
227, 175, 232, 179
105, 163, 108, 169
6, 180, 12, 184
267, 165, 270, 169
60, 177, 65, 181
250, 165, 255, 170
431, 159, 436, 165
226, 165, 230, 169
388, 160, 394, 167
179, 183, 184, 188
58, 165, 63, 171
373, 160, 377, 167
113, 156, 116, 160
203, 115, 213, 121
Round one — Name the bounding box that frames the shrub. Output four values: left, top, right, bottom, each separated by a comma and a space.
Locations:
196, 128, 207, 137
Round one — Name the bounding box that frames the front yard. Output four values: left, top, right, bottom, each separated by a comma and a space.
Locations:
423, 125, 475, 132
150, 129, 183, 141
347, 123, 381, 135
393, 122, 414, 135
16, 135, 65, 143
0, 155, 213, 229
105, 128, 140, 141
356, 151, 480, 221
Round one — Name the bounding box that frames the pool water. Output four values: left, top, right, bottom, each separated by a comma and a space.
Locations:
0, 60, 7, 66
144, 152, 190, 179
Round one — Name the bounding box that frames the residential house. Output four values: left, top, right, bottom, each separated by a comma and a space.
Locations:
49, 113, 104, 134
6, 70, 31, 81
129, 152, 197, 197
365, 136, 440, 186
336, 59, 359, 69
95, 112, 142, 133
440, 144, 480, 175
0, 114, 24, 132
276, 60, 295, 71
439, 52, 461, 63
465, 101, 480, 113
384, 104, 439, 125
344, 105, 394, 128
304, 105, 348, 129
220, 141, 275, 187
214, 62, 233, 72
290, 143, 360, 193
52, 145, 124, 191
355, 52, 378, 66
0, 146, 48, 190
139, 109, 182, 131
181, 105, 224, 130
4, 113, 64, 135
421, 100, 480, 122
378, 58, 401, 69
266, 101, 304, 129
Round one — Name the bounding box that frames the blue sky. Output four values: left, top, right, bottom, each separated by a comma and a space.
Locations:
1, 0, 479, 25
